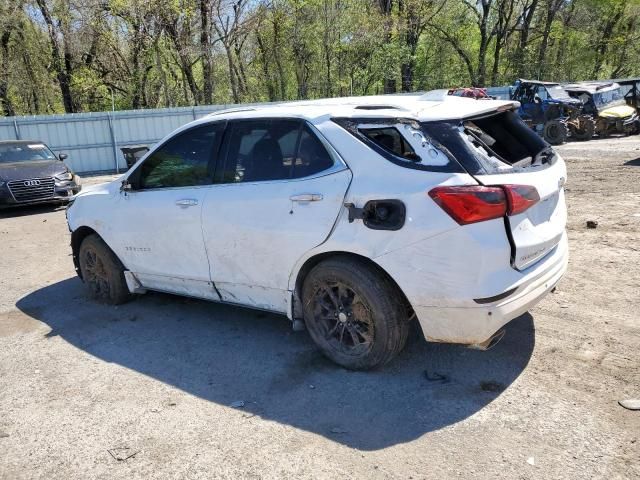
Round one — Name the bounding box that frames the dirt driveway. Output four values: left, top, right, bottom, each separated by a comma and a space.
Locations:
1, 138, 639, 479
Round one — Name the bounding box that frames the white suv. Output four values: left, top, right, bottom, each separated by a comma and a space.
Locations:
66, 93, 568, 369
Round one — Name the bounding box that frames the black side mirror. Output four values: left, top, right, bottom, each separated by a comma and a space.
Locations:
120, 179, 133, 193
58, 153, 68, 161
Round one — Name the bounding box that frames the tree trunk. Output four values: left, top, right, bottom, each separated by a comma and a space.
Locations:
224, 44, 240, 103
233, 36, 248, 98
256, 30, 276, 102
271, 19, 287, 100
200, 0, 213, 104
165, 22, 200, 105
553, 0, 575, 79
256, 33, 276, 102
536, 0, 563, 79
0, 29, 15, 116
400, 0, 420, 93
516, 0, 539, 78
476, 0, 492, 87
591, 3, 625, 78
378, 0, 396, 93
35, 0, 76, 113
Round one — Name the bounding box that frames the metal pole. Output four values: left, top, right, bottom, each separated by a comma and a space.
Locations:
107, 114, 120, 174
13, 118, 20, 140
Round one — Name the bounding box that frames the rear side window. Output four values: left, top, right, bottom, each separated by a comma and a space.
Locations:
293, 126, 334, 178
217, 120, 335, 183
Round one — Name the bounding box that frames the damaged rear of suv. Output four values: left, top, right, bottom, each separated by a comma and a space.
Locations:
66, 94, 567, 370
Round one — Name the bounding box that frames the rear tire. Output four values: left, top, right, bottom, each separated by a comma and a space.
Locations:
301, 257, 409, 370
78, 234, 131, 305
543, 119, 568, 145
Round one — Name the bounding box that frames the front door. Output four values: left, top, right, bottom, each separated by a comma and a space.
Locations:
201, 119, 352, 312
109, 122, 224, 298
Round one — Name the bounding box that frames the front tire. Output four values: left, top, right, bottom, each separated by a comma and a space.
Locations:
543, 119, 568, 145
78, 234, 131, 305
302, 257, 409, 370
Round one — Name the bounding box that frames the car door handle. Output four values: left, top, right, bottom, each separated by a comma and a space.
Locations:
290, 194, 323, 202
175, 198, 198, 207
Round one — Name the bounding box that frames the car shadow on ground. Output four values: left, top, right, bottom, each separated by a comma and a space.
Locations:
624, 157, 640, 166
16, 277, 535, 451
0, 203, 65, 218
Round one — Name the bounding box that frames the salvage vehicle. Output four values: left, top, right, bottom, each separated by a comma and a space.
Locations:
564, 82, 639, 136
615, 77, 640, 113
66, 94, 568, 369
511, 79, 595, 143
0, 140, 81, 208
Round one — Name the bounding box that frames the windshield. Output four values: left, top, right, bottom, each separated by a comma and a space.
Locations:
593, 88, 626, 110
0, 143, 56, 164
546, 85, 572, 100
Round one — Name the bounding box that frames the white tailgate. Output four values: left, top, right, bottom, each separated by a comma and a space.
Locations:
476, 156, 567, 270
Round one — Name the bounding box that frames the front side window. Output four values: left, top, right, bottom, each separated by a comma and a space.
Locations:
138, 123, 221, 189
217, 119, 335, 183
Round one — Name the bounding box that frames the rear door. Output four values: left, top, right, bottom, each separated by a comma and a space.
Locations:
201, 118, 352, 312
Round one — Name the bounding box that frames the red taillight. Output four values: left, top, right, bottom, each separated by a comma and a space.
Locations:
428, 186, 506, 225
428, 184, 539, 225
503, 184, 540, 215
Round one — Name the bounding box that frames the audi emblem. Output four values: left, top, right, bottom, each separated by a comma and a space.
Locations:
23, 180, 41, 187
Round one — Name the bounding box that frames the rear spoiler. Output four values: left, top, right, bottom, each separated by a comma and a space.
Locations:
419, 90, 520, 114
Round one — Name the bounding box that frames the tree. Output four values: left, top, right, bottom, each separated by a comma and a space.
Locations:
1, 0, 640, 115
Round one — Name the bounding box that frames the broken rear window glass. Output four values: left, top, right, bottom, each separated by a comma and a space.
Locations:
358, 123, 450, 167
461, 111, 549, 168
360, 127, 418, 161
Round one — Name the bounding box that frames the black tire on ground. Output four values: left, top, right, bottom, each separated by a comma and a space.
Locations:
571, 117, 595, 141
301, 257, 410, 370
78, 234, 131, 305
599, 128, 610, 138
543, 119, 569, 145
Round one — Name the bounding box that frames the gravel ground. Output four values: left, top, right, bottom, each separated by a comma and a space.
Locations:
0, 138, 639, 479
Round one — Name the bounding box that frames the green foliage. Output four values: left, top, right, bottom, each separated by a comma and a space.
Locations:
0, 0, 639, 115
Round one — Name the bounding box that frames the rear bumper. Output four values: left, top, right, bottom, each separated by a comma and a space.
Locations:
377, 227, 568, 345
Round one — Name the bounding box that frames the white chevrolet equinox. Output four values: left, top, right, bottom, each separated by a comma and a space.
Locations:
66, 93, 568, 369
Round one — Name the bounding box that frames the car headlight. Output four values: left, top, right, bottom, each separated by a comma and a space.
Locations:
55, 171, 73, 181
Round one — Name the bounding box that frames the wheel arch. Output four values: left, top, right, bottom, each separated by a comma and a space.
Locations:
291, 251, 414, 320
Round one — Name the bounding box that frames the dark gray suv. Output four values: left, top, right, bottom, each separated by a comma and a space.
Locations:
0, 140, 81, 208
